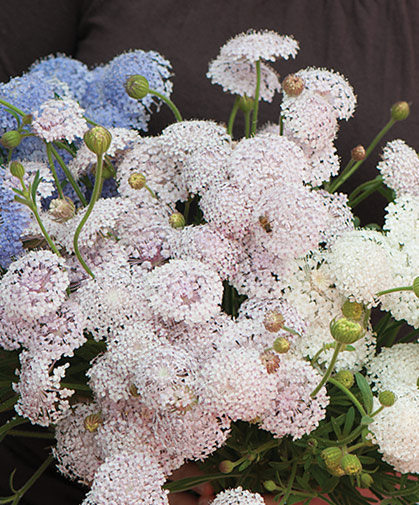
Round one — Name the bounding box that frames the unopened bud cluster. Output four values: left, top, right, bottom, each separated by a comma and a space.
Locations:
321, 447, 362, 476
391, 101, 410, 121
49, 197, 75, 222
84, 126, 112, 156
330, 317, 363, 344
282, 74, 305, 96
350, 144, 366, 161
125, 75, 150, 100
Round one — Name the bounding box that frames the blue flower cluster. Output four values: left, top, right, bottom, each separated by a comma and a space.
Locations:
0, 167, 31, 269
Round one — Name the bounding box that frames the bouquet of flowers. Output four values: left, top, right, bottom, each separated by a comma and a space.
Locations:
0, 29, 418, 505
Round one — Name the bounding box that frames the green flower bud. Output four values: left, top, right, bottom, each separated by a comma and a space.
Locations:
128, 172, 146, 190
125, 75, 150, 100
84, 126, 112, 156
413, 276, 419, 298
263, 480, 279, 492
238, 94, 255, 113
330, 317, 363, 344
350, 145, 366, 162
282, 74, 305, 97
219, 460, 235, 473
272, 336, 290, 354
169, 212, 186, 229
334, 370, 355, 389
83, 413, 102, 433
391, 101, 410, 121
341, 454, 362, 475
321, 447, 343, 469
1, 130, 22, 149
9, 161, 25, 179
328, 465, 345, 477
378, 390, 396, 407
341, 300, 364, 321
263, 310, 284, 332
359, 473, 374, 488
49, 197, 75, 222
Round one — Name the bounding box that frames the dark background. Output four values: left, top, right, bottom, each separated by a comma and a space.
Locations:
1, 1, 418, 503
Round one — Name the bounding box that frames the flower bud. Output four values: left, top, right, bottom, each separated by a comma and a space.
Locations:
125, 75, 150, 100
128, 172, 146, 190
260, 350, 280, 374
282, 74, 305, 97
391, 101, 410, 121
169, 212, 186, 229
328, 465, 345, 477
263, 310, 284, 332
378, 390, 396, 407
321, 447, 343, 469
359, 473, 374, 488
1, 130, 22, 149
334, 370, 355, 389
129, 383, 141, 397
341, 454, 362, 475
84, 413, 102, 433
330, 317, 363, 344
238, 95, 255, 113
263, 480, 279, 492
49, 197, 75, 222
272, 336, 290, 354
9, 161, 25, 179
219, 460, 235, 473
350, 145, 366, 162
341, 300, 364, 321
84, 126, 112, 156
22, 114, 32, 125
413, 276, 419, 298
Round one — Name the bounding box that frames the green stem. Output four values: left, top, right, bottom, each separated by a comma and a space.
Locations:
1, 455, 53, 505
376, 285, 413, 297
311, 343, 344, 398
250, 59, 261, 136
278, 460, 298, 505
0, 98, 25, 117
73, 153, 104, 279
244, 110, 251, 138
348, 176, 383, 201
45, 143, 64, 199
329, 377, 367, 417
349, 181, 385, 208
49, 144, 88, 206
149, 88, 183, 122
279, 114, 284, 136
328, 118, 396, 193
227, 96, 240, 137
53, 140, 77, 158
144, 184, 158, 199
31, 203, 61, 256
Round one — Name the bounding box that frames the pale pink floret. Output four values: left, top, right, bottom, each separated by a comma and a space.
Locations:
211, 487, 265, 505
32, 98, 88, 142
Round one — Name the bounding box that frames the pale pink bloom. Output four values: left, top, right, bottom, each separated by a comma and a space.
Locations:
377, 139, 419, 197
54, 402, 104, 485
0, 250, 69, 321
32, 98, 88, 142
197, 346, 277, 422
295, 67, 356, 120
168, 224, 241, 280
219, 29, 299, 62
207, 56, 281, 101
133, 344, 198, 412
260, 354, 329, 439
13, 351, 74, 426
144, 259, 223, 324
281, 91, 339, 154
82, 451, 169, 505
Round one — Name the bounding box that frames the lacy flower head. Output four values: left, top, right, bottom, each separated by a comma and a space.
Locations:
207, 29, 299, 101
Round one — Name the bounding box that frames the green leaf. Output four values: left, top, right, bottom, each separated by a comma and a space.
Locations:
361, 415, 374, 425
238, 459, 252, 471
342, 407, 355, 436
355, 373, 373, 414
344, 345, 356, 351
163, 473, 240, 493
30, 170, 41, 202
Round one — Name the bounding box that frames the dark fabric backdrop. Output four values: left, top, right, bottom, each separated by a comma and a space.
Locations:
0, 1, 418, 503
